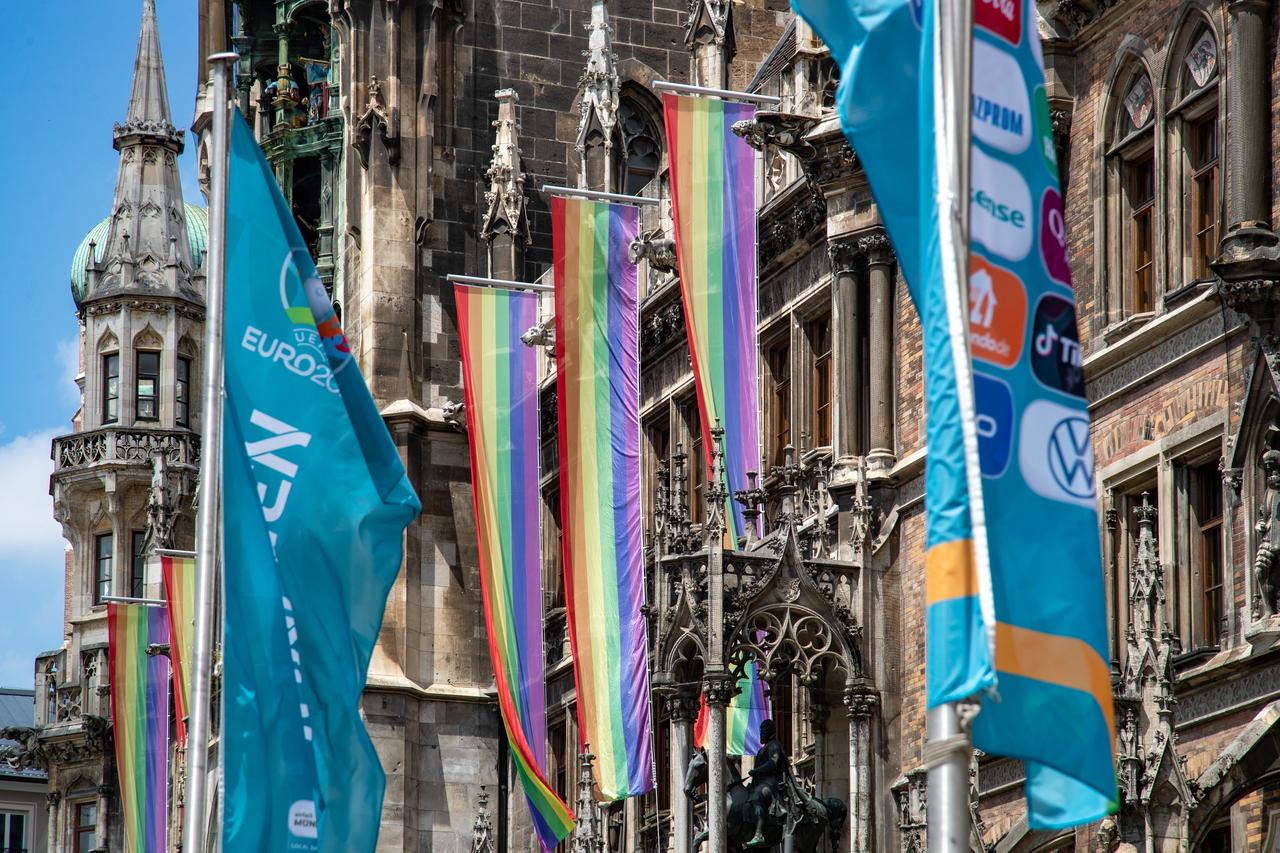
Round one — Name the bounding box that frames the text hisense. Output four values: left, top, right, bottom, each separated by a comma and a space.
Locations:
972, 189, 1027, 228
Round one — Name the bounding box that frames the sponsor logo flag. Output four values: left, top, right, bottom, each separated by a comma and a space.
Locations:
108, 603, 171, 853
551, 195, 655, 800
222, 111, 421, 852
791, 0, 1116, 828
159, 552, 195, 743
454, 282, 576, 848
662, 93, 761, 544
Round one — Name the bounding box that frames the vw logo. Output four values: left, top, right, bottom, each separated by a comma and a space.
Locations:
1046, 415, 1094, 498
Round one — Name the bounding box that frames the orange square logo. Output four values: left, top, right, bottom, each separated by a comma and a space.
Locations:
968, 255, 1027, 368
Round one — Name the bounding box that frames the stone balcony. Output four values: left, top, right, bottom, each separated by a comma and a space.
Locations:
51, 427, 200, 475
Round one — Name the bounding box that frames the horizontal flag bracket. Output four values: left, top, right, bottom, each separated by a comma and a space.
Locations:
652, 80, 782, 105
154, 548, 197, 558
446, 274, 553, 293
540, 184, 660, 207
103, 594, 167, 607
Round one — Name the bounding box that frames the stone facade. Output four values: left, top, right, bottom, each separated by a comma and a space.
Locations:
199, 0, 1280, 851
14, 0, 1280, 851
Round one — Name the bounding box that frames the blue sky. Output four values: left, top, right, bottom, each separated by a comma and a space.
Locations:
0, 2, 200, 687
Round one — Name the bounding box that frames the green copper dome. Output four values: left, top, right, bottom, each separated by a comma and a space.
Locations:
70, 203, 209, 302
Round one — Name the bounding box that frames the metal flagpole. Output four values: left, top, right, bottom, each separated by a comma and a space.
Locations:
927, 0, 976, 849
183, 50, 238, 853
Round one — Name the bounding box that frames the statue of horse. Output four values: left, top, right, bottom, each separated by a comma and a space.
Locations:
683, 749, 846, 852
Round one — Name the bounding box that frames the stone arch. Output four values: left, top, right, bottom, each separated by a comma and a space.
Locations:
132, 324, 163, 351
96, 327, 119, 354
1187, 703, 1280, 849
1161, 1, 1223, 96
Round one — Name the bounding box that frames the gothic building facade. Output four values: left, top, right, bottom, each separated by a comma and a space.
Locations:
7, 0, 1280, 850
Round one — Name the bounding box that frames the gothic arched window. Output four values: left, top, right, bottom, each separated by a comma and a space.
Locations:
1103, 62, 1158, 324
619, 86, 665, 196
1168, 24, 1221, 286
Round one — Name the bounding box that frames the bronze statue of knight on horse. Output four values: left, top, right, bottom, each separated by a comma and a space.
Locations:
683, 718, 846, 852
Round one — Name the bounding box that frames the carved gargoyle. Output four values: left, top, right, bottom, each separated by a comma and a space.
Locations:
731, 111, 819, 162
628, 229, 677, 274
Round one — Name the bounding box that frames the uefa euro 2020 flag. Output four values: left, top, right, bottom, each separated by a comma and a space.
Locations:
222, 111, 421, 852
790, 0, 1117, 828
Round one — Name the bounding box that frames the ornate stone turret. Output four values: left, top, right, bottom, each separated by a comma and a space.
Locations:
575, 0, 621, 192
81, 0, 202, 306
480, 89, 528, 282
1113, 493, 1193, 852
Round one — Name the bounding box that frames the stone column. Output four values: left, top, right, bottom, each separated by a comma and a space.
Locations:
1221, 0, 1277, 259
703, 674, 735, 852
860, 232, 896, 471
95, 784, 112, 851
45, 792, 60, 853
828, 239, 863, 462
844, 684, 879, 853
667, 696, 696, 853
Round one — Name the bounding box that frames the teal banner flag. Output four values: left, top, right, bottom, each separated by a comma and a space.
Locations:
791, 0, 1116, 829
222, 111, 421, 851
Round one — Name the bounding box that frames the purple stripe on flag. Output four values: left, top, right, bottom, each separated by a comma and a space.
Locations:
607, 207, 651, 791
509, 292, 547, 774
721, 102, 760, 540
145, 607, 169, 851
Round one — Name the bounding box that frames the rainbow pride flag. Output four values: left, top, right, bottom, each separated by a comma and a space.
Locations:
159, 551, 195, 744
693, 659, 772, 755
663, 93, 761, 543
552, 195, 654, 801
108, 603, 170, 853
456, 283, 575, 847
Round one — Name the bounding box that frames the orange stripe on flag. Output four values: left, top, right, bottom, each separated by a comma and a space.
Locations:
925, 539, 977, 606
995, 622, 1115, 738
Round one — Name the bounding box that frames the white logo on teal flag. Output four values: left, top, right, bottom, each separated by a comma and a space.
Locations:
222, 111, 421, 852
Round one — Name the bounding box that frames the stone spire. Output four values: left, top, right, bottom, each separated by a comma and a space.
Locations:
119, 0, 179, 144
481, 89, 528, 281
571, 748, 604, 853
81, 0, 200, 306
575, 0, 620, 192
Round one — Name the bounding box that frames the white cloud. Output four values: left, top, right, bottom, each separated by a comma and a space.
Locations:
0, 428, 67, 687
0, 428, 64, 559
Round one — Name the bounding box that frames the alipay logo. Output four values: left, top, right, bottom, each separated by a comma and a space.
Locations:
974, 374, 1013, 478
972, 40, 1030, 155
971, 147, 1032, 261
1018, 399, 1096, 508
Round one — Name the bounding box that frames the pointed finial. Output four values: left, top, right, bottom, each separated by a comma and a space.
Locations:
115, 0, 181, 148
481, 89, 527, 243
575, 0, 620, 189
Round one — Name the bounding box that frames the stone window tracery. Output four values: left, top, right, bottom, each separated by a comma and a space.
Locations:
618, 91, 664, 197
1169, 25, 1221, 287
1103, 64, 1159, 326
